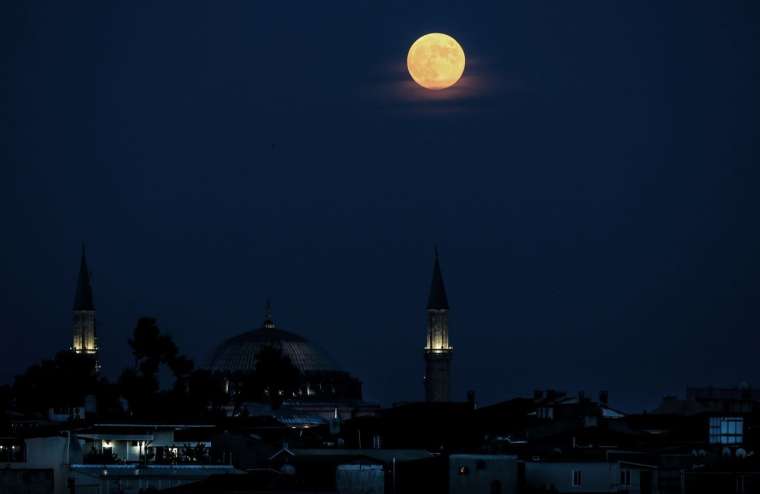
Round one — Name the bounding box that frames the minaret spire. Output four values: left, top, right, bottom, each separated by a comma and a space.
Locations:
72, 244, 98, 364
73, 243, 95, 311
424, 247, 453, 402
427, 246, 449, 310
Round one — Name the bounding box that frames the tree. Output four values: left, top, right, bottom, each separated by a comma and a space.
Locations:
226, 370, 258, 416
0, 384, 13, 429
185, 369, 228, 415
120, 317, 194, 417
117, 367, 158, 417
119, 317, 226, 419
254, 344, 301, 409
128, 317, 179, 378
13, 351, 98, 414
181, 442, 210, 464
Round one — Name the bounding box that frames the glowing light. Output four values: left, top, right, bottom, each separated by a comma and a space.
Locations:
407, 33, 465, 90
425, 347, 452, 354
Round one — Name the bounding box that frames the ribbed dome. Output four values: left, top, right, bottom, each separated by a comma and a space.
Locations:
209, 326, 341, 374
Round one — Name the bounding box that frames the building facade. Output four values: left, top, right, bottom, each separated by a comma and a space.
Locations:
424, 249, 452, 402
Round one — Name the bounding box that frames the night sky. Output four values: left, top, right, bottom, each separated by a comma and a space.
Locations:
2, 1, 758, 412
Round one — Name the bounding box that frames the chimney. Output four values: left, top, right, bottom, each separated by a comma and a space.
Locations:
599, 391, 609, 405
467, 390, 477, 410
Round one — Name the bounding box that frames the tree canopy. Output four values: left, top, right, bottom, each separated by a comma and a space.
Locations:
8, 317, 303, 420
13, 351, 97, 414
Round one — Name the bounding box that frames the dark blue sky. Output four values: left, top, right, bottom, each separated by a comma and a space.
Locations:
2, 1, 758, 412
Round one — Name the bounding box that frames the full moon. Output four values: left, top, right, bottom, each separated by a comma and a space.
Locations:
407, 33, 466, 90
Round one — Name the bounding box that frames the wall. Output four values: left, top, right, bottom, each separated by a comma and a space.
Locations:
525, 461, 619, 493
337, 464, 384, 494
424, 351, 451, 402
69, 464, 241, 494
19, 436, 82, 494
449, 454, 519, 494
0, 469, 54, 494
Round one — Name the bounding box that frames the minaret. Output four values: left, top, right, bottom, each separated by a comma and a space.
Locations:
424, 248, 452, 402
72, 245, 97, 360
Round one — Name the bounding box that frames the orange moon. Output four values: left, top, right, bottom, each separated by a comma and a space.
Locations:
407, 33, 466, 90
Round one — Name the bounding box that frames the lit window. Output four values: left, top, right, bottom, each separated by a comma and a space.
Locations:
709, 417, 744, 445
572, 470, 582, 487
621, 470, 631, 486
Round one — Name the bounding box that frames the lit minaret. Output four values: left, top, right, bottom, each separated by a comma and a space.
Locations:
424, 248, 452, 402
72, 245, 97, 360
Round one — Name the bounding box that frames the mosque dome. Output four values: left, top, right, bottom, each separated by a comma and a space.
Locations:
208, 304, 341, 375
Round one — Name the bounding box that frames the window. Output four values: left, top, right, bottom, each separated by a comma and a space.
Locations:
572, 470, 582, 487
538, 407, 554, 420
621, 469, 631, 486
709, 417, 744, 445
458, 466, 469, 476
